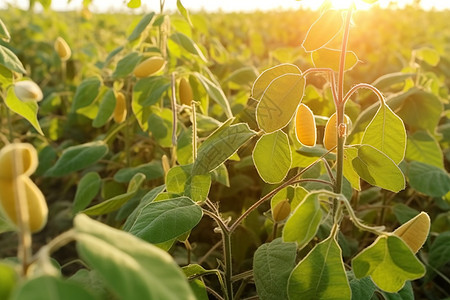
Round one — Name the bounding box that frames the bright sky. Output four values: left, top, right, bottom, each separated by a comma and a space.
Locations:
2, 0, 450, 12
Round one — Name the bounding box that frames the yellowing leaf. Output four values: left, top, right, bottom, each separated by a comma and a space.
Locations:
393, 212, 430, 253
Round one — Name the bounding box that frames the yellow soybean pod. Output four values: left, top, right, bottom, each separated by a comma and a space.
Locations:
54, 37, 71, 61
113, 92, 127, 124
323, 113, 350, 151
295, 104, 316, 147
133, 56, 165, 78
179, 77, 193, 105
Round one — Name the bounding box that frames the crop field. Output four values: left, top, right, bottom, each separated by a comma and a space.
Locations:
0, 0, 449, 299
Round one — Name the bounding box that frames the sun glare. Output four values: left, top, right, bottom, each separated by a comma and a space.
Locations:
330, 0, 371, 10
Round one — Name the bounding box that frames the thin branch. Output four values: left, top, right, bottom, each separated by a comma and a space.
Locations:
343, 83, 385, 105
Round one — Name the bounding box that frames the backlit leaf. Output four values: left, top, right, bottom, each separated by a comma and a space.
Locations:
302, 9, 343, 52
0, 45, 26, 74
128, 12, 154, 41
406, 131, 443, 169
193, 72, 232, 118
311, 48, 358, 71
252, 63, 301, 100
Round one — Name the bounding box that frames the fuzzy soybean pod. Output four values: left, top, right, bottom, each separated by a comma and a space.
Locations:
113, 92, 127, 124
295, 104, 317, 147
179, 77, 193, 105
54, 37, 71, 61
133, 56, 166, 78
0, 143, 48, 233
323, 113, 350, 151
14, 80, 43, 102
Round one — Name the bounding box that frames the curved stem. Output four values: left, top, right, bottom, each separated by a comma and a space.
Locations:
343, 83, 385, 105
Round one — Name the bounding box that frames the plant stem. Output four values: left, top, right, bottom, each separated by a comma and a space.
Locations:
223, 231, 233, 300
191, 102, 198, 160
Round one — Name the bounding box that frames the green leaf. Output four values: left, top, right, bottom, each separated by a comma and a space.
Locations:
148, 108, 173, 148
414, 47, 440, 66
0, 262, 17, 299
112, 52, 141, 79
282, 191, 323, 249
406, 131, 443, 169
71, 77, 101, 112
128, 12, 155, 41
352, 145, 405, 192
311, 48, 358, 71
177, 0, 192, 26
68, 269, 110, 300
113, 161, 164, 183
170, 33, 207, 62
347, 270, 377, 300
302, 9, 343, 52
0, 18, 11, 42
193, 72, 232, 118
127, 0, 141, 8
92, 89, 116, 128
192, 119, 256, 175
82, 173, 145, 216
253, 238, 297, 300
252, 130, 292, 184
256, 73, 305, 133
73, 172, 101, 214
407, 161, 450, 197
396, 90, 442, 133
343, 147, 360, 190
362, 102, 406, 164
74, 214, 196, 300
46, 141, 108, 177
0, 45, 26, 74
4, 86, 43, 135
428, 231, 450, 271
124, 196, 203, 244
166, 164, 211, 202
176, 128, 193, 165
252, 63, 301, 100
224, 66, 258, 89
288, 235, 351, 299
352, 235, 425, 293
132, 77, 170, 131
381, 281, 414, 300
11, 275, 96, 300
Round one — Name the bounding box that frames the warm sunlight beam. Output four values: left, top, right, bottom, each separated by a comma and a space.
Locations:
330, 0, 371, 10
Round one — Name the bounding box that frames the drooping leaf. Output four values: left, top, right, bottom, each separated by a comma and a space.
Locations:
124, 196, 202, 244
92, 89, 116, 128
73, 172, 101, 214
406, 131, 443, 169
177, 0, 192, 26
283, 191, 323, 249
0, 45, 26, 74
407, 161, 450, 197
288, 235, 351, 299
4, 86, 43, 135
170, 33, 207, 62
46, 141, 108, 177
74, 214, 195, 300
352, 145, 405, 192
352, 235, 425, 293
393, 212, 430, 253
128, 12, 155, 41
362, 102, 406, 164
114, 161, 164, 183
343, 147, 360, 190
256, 73, 305, 133
0, 19, 11, 42
192, 119, 256, 175
302, 9, 343, 52
253, 130, 292, 184
252, 63, 301, 100
193, 72, 232, 118
71, 77, 101, 112
253, 238, 296, 300
311, 48, 358, 71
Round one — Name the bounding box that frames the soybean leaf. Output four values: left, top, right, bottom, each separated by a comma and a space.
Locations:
253, 130, 292, 184
0, 19, 10, 42
124, 196, 202, 244
224, 66, 258, 89
92, 89, 116, 128
4, 86, 43, 135
302, 9, 343, 52
166, 164, 211, 202
46, 141, 108, 177
347, 270, 377, 300
288, 236, 351, 299
114, 161, 164, 183
74, 214, 195, 300
193, 119, 255, 175
71, 77, 101, 112
11, 275, 96, 300
128, 12, 155, 41
68, 269, 110, 300
381, 281, 414, 300
253, 238, 297, 300
148, 108, 173, 148
127, 0, 141, 8
311, 48, 358, 71
82, 173, 145, 216
73, 172, 101, 214
414, 47, 440, 66
193, 72, 232, 118
283, 191, 323, 249
0, 45, 26, 74
252, 63, 301, 100
352, 235, 425, 293
256, 73, 305, 133
362, 102, 406, 164
352, 145, 405, 192
407, 161, 450, 197
177, 0, 192, 26
112, 52, 141, 79
406, 131, 444, 169
170, 33, 207, 62
343, 147, 360, 190
428, 232, 450, 274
